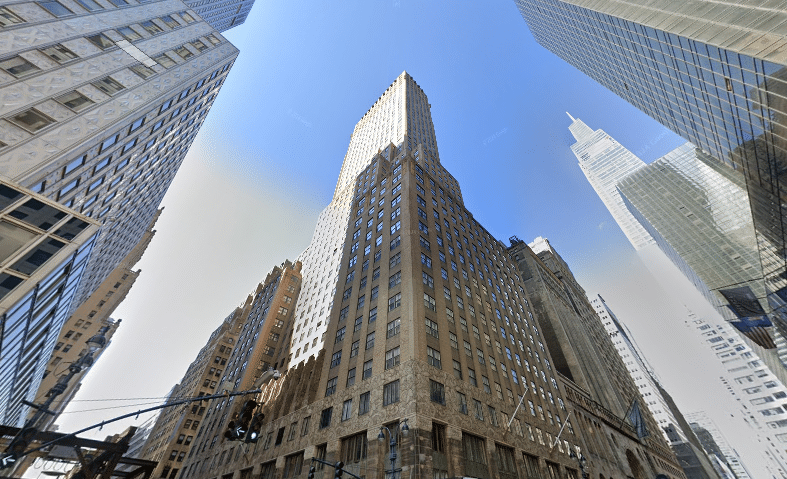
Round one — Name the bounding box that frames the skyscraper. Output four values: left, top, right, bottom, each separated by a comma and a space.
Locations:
566, 115, 787, 477
591, 294, 720, 479
617, 143, 775, 349
0, 0, 239, 425
178, 72, 683, 479
289, 72, 460, 367
513, 0, 787, 366
182, 0, 255, 32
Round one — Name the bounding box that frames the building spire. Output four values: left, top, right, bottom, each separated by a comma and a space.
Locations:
566, 111, 576, 122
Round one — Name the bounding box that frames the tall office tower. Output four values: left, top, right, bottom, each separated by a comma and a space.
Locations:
181, 0, 254, 32
568, 115, 787, 476
0, 0, 238, 425
513, 0, 787, 365
618, 144, 775, 350
687, 411, 755, 479
591, 294, 720, 479
0, 182, 100, 428
289, 72, 460, 366
568, 114, 653, 250
139, 308, 243, 479
567, 116, 738, 326
181, 74, 683, 479
0, 0, 238, 307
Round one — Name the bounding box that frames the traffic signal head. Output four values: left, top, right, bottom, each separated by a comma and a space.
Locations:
244, 413, 264, 443
224, 420, 242, 440
308, 466, 316, 479
334, 461, 344, 478
239, 400, 257, 427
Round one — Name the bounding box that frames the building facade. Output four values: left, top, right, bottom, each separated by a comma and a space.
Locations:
29, 208, 160, 438
617, 144, 774, 349
513, 0, 787, 366
0, 0, 240, 425
140, 306, 244, 479
0, 180, 100, 428
591, 294, 720, 479
181, 0, 254, 32
174, 73, 684, 479
566, 114, 787, 476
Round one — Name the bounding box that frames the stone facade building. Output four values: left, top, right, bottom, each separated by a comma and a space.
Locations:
172, 74, 685, 479
140, 305, 243, 479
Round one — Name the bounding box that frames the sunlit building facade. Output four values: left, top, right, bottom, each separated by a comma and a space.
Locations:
0, 0, 239, 425
178, 72, 684, 479
0, 0, 238, 313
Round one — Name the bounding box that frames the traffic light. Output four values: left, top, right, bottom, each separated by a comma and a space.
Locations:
1, 427, 35, 469
307, 466, 316, 479
334, 461, 344, 479
223, 420, 242, 440
244, 412, 264, 443
238, 400, 257, 432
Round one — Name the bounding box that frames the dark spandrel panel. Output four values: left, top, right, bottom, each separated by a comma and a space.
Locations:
9, 199, 67, 231
11, 238, 66, 275
53, 217, 90, 241
0, 184, 23, 211
0, 273, 24, 301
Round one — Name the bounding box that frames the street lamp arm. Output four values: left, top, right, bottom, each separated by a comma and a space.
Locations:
16, 388, 261, 461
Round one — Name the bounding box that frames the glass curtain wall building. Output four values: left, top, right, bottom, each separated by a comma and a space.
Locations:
514, 0, 787, 365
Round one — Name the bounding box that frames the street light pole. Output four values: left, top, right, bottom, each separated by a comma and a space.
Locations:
376, 419, 409, 479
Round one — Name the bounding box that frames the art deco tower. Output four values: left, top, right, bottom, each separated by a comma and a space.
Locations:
180, 73, 683, 479
290, 72, 461, 366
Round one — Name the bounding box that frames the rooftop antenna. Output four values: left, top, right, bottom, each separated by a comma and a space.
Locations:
566, 112, 576, 122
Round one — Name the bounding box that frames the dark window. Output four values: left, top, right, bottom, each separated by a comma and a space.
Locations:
383, 380, 399, 406
319, 407, 332, 429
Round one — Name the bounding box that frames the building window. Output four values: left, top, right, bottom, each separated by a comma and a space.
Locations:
319, 407, 332, 429
430, 380, 445, 405
330, 351, 342, 369
473, 399, 484, 420
296, 417, 309, 437
386, 318, 400, 338
325, 377, 337, 397
424, 293, 436, 311
388, 293, 401, 311
427, 346, 442, 369
0, 6, 25, 25
363, 360, 373, 379
38, 1, 73, 17
282, 453, 303, 479
335, 326, 346, 343
92, 76, 125, 95
341, 399, 353, 421
359, 392, 370, 415
463, 433, 487, 466
425, 318, 439, 338
341, 432, 367, 464
383, 380, 400, 406
9, 108, 53, 132
385, 347, 400, 369
458, 392, 468, 414
366, 331, 375, 350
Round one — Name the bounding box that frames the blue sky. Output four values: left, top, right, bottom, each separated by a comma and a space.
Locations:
48, 0, 763, 472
